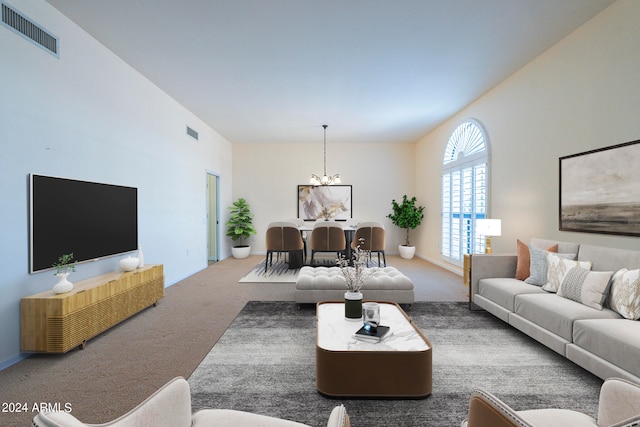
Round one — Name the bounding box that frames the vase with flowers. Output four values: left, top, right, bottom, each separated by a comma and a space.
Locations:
337, 238, 377, 320
52, 253, 76, 294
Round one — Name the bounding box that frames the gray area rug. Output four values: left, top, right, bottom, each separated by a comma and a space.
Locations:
238, 260, 300, 282
188, 302, 602, 426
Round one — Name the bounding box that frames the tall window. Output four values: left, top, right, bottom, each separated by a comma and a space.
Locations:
441, 120, 489, 265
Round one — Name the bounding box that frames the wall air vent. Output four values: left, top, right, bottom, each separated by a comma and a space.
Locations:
186, 126, 199, 140
1, 2, 59, 57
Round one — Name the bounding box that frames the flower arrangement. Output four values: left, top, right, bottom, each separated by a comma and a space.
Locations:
337, 238, 377, 293
53, 253, 76, 275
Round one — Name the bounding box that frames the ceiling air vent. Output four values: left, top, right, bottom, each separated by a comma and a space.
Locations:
186, 126, 199, 140
1, 2, 59, 57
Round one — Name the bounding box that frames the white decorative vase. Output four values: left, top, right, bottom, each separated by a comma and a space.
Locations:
344, 291, 363, 320
53, 272, 73, 294
137, 244, 145, 268
232, 246, 251, 259
119, 256, 139, 272
399, 245, 416, 260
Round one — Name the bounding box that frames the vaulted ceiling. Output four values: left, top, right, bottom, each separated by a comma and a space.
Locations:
45, 0, 616, 145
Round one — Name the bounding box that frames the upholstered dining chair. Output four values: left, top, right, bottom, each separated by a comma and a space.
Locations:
310, 221, 346, 266
351, 221, 386, 266
265, 222, 304, 274
461, 377, 640, 427
288, 218, 308, 260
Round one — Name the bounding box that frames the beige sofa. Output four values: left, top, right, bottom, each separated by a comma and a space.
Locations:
471, 238, 640, 384
32, 377, 349, 427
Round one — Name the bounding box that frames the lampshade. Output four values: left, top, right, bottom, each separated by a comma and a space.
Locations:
476, 219, 502, 236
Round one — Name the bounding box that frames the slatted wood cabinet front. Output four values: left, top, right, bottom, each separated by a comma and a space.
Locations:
21, 264, 164, 353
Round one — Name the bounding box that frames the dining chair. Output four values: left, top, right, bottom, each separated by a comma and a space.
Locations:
351, 221, 386, 266
264, 222, 304, 274
287, 218, 308, 260
309, 221, 346, 266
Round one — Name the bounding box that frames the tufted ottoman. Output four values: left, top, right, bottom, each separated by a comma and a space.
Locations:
295, 266, 414, 307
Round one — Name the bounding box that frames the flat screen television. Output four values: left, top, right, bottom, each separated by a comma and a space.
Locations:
29, 174, 138, 273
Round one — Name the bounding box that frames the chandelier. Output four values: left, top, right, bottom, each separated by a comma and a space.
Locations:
310, 125, 341, 186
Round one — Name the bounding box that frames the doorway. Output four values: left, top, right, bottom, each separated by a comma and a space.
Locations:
207, 172, 220, 263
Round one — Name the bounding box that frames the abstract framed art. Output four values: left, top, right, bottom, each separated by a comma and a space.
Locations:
297, 185, 352, 220
559, 139, 640, 236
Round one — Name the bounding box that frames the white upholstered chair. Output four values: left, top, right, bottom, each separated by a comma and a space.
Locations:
461, 377, 640, 427
32, 377, 349, 427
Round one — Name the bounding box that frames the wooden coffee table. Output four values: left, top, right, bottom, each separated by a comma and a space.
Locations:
315, 301, 432, 398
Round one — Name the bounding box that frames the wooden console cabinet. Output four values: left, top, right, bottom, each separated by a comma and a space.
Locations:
21, 264, 164, 353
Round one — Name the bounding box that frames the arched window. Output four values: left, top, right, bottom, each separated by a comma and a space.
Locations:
441, 119, 490, 265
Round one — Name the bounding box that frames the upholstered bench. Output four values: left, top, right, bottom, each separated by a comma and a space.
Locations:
295, 266, 414, 307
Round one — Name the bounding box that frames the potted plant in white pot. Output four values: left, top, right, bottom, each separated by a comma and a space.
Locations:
52, 253, 76, 294
387, 195, 425, 259
226, 198, 257, 259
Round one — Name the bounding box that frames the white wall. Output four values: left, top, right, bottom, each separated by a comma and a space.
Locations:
415, 0, 640, 272
0, 0, 233, 369
232, 141, 416, 253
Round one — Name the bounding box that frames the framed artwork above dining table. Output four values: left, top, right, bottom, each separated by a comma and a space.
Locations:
298, 185, 352, 220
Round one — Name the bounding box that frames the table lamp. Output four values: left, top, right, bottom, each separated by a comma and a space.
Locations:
476, 219, 501, 254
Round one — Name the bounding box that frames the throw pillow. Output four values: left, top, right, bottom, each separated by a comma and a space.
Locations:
608, 268, 640, 320
542, 253, 584, 293
524, 246, 549, 286
558, 269, 612, 310
515, 240, 558, 281
515, 239, 530, 280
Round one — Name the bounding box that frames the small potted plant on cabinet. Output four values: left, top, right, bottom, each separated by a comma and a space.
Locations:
387, 195, 425, 259
52, 253, 76, 294
226, 198, 257, 259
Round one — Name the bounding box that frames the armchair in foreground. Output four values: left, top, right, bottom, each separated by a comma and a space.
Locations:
461, 377, 640, 427
32, 377, 349, 427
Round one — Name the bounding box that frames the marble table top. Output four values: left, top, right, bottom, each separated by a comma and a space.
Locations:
316, 302, 430, 352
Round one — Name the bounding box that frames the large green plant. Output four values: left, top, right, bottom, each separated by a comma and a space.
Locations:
387, 195, 425, 246
225, 198, 257, 247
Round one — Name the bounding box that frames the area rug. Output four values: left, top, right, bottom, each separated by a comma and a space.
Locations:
238, 260, 300, 283
238, 257, 347, 283
188, 302, 603, 427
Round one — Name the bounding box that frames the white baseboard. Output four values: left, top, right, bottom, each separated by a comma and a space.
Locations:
415, 253, 463, 277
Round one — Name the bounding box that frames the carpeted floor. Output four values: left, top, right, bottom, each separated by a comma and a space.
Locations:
189, 301, 603, 427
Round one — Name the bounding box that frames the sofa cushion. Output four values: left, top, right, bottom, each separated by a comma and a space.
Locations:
516, 240, 558, 281
478, 278, 547, 312
514, 294, 621, 342
573, 319, 639, 379
608, 268, 640, 320
557, 269, 612, 310
542, 253, 586, 293
578, 244, 640, 272
518, 408, 596, 427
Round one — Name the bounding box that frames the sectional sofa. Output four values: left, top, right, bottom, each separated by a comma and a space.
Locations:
470, 238, 640, 384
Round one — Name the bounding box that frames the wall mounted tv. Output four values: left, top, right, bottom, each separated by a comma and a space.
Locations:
29, 174, 138, 273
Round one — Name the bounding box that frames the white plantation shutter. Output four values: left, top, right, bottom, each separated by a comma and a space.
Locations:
441, 120, 489, 265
